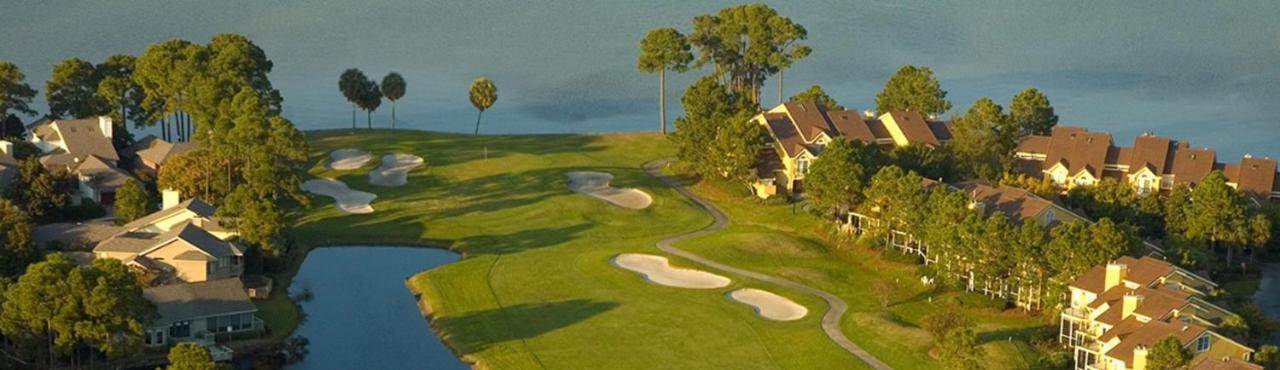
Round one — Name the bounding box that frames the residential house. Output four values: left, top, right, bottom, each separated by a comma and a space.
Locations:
25, 116, 134, 205
93, 193, 242, 284
0, 140, 17, 189
1014, 127, 1279, 203
142, 278, 261, 349
122, 135, 197, 176
752, 102, 953, 197
1061, 256, 1258, 370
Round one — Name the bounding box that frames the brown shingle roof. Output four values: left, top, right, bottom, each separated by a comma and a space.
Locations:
1105, 319, 1207, 366
763, 113, 806, 158
885, 111, 941, 146
928, 120, 953, 142
1043, 126, 1111, 178
955, 180, 1056, 225
755, 147, 783, 179
1072, 256, 1176, 294
75, 155, 133, 189
1129, 135, 1173, 175
827, 110, 877, 142
1233, 156, 1277, 199
783, 102, 833, 142
1170, 146, 1216, 186
1016, 135, 1050, 154
137, 140, 196, 166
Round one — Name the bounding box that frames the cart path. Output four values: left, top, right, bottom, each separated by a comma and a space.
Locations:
643, 158, 892, 370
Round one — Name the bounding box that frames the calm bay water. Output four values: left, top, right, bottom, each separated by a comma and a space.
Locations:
286, 246, 465, 370
2, 1, 1277, 158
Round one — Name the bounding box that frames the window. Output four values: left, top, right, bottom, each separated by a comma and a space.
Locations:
169, 321, 191, 338
796, 158, 810, 175
1197, 335, 1210, 352
156, 330, 164, 345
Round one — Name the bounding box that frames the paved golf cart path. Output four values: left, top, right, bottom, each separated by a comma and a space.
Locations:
643, 158, 893, 370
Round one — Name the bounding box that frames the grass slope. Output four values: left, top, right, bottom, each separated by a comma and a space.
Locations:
267, 130, 1051, 369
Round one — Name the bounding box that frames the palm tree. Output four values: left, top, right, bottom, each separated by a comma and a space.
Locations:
381, 72, 406, 129
361, 81, 382, 129
469, 77, 497, 135
338, 68, 367, 130
637, 28, 692, 134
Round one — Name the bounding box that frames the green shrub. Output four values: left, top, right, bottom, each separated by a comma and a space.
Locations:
1036, 351, 1072, 370
62, 199, 106, 221
954, 291, 1009, 311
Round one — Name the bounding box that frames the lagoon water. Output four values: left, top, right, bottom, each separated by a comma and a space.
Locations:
286, 246, 466, 370
2, 1, 1278, 158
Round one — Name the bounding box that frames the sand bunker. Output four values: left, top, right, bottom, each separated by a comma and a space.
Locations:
301, 178, 377, 214
612, 253, 730, 289
566, 171, 652, 209
327, 148, 372, 170
728, 288, 808, 321
369, 154, 424, 187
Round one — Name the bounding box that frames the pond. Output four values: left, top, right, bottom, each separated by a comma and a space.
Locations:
285, 246, 467, 370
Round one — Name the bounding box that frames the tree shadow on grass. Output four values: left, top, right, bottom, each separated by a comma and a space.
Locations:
430, 299, 619, 353
975, 325, 1053, 345
458, 223, 594, 255
306, 130, 610, 169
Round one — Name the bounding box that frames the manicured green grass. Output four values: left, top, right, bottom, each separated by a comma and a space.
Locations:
265, 129, 1052, 369
667, 169, 1054, 369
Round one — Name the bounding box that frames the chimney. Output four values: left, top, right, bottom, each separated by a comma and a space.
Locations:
1122, 293, 1143, 319
162, 189, 181, 210
98, 116, 113, 139
0, 140, 11, 155
862, 110, 876, 119
1105, 263, 1128, 291
1133, 344, 1149, 370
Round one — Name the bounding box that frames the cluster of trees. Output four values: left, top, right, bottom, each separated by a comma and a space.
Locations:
1064, 172, 1274, 272
0, 254, 156, 367
643, 4, 806, 182
338, 69, 406, 129
811, 153, 1138, 309
112, 35, 304, 260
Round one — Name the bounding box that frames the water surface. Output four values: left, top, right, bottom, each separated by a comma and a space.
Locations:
286, 246, 466, 370
1, 1, 1278, 158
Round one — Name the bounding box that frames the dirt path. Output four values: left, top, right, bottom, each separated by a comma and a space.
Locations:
643, 158, 893, 370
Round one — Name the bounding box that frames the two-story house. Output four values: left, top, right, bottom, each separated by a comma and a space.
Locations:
752, 101, 953, 198
1061, 256, 1257, 370
93, 193, 243, 284
1014, 127, 1278, 203
25, 116, 135, 205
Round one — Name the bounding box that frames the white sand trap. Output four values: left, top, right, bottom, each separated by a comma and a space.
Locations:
327, 148, 372, 170
301, 178, 377, 214
612, 253, 730, 289
566, 171, 653, 210
728, 288, 808, 321
369, 153, 424, 187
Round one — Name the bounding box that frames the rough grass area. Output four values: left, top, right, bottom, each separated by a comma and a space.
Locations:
264, 129, 1052, 369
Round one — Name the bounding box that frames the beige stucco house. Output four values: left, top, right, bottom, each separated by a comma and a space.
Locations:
1061, 256, 1258, 370
93, 194, 243, 284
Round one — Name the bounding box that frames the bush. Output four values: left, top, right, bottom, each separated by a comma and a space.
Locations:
62, 199, 106, 221
1036, 351, 1072, 370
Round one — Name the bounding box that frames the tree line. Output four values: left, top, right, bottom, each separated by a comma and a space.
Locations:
336, 69, 498, 135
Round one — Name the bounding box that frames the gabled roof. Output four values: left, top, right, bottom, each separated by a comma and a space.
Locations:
1105, 319, 1207, 366
827, 110, 877, 142
1228, 156, 1277, 200
1128, 135, 1173, 175
115, 198, 216, 233
1043, 126, 1111, 179
1072, 256, 1176, 294
762, 113, 807, 158
75, 155, 133, 189
884, 111, 941, 146
781, 102, 834, 142
136, 140, 196, 166
48, 118, 118, 162
143, 278, 255, 326
955, 180, 1057, 225
1169, 145, 1216, 186
1016, 135, 1050, 154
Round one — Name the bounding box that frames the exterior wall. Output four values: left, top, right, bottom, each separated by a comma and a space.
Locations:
144, 241, 210, 282
1193, 334, 1253, 364
879, 113, 911, 147
144, 311, 261, 347
77, 179, 99, 203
